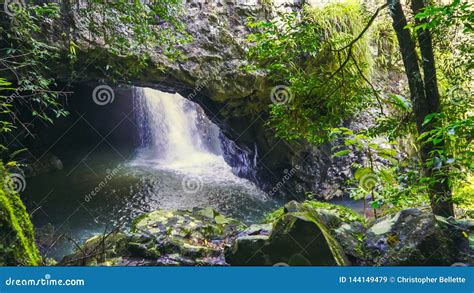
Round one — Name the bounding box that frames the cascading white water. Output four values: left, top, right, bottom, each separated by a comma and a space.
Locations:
23, 87, 278, 260
133, 87, 249, 182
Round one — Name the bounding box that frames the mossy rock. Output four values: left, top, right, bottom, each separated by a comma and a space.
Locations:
264, 200, 364, 225
266, 211, 349, 266
131, 208, 245, 262
60, 232, 129, 266
366, 209, 466, 265
61, 208, 245, 266
263, 200, 366, 263
132, 208, 245, 239
226, 210, 349, 266
224, 224, 273, 265
0, 188, 41, 266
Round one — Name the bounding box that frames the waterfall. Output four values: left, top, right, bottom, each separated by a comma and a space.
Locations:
132, 87, 251, 182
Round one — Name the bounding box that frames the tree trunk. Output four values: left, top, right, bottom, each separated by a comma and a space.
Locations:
411, 0, 454, 217
387, 0, 454, 217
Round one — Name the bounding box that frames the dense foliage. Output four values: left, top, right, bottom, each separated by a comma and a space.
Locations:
0, 0, 472, 267
0, 0, 187, 265
247, 0, 473, 217
247, 0, 374, 143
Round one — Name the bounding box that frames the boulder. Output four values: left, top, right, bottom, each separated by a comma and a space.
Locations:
366, 209, 466, 265
225, 224, 273, 265
262, 200, 366, 263
264, 212, 349, 266
453, 218, 474, 264
225, 202, 350, 266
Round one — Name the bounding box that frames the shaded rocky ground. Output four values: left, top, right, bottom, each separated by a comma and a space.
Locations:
59, 202, 473, 266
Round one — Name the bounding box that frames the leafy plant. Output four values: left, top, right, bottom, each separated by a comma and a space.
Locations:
330, 127, 400, 217
246, 0, 375, 143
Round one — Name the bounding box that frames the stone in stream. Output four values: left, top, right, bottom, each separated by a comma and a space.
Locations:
60, 208, 246, 266
59, 202, 472, 266
227, 200, 365, 265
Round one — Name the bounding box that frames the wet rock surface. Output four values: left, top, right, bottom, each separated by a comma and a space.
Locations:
60, 208, 245, 266
60, 203, 471, 266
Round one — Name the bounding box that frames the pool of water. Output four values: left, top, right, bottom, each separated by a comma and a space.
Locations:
24, 147, 282, 260
23, 87, 364, 261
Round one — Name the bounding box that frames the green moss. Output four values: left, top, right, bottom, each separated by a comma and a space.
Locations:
0, 185, 41, 266
304, 0, 374, 79
298, 211, 350, 266
264, 200, 364, 224
130, 213, 148, 232
302, 201, 364, 224
263, 207, 285, 223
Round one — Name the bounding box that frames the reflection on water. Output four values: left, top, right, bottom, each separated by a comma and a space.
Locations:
24, 87, 362, 261
25, 88, 282, 260
24, 148, 281, 260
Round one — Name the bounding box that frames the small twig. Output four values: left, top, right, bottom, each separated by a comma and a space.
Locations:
351, 55, 386, 116
333, 3, 389, 52
64, 235, 87, 257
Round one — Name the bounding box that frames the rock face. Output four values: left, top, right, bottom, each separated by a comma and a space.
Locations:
23, 0, 360, 200
366, 209, 466, 266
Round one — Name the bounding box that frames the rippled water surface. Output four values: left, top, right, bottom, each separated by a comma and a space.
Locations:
25, 148, 282, 260
25, 88, 282, 260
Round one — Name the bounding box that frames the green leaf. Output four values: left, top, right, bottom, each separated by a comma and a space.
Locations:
333, 150, 351, 157
354, 167, 373, 180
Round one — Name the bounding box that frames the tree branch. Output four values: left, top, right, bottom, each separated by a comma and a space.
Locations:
335, 3, 389, 52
